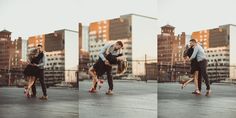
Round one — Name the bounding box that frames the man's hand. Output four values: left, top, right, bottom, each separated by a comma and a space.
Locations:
185, 57, 190, 61
104, 60, 111, 66
29, 64, 37, 66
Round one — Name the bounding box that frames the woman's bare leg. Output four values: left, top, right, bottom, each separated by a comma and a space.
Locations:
88, 67, 98, 89
27, 76, 36, 92
193, 71, 200, 93
182, 78, 194, 89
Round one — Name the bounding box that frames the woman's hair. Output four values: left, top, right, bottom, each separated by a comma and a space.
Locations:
27, 48, 38, 61
183, 45, 189, 58
116, 60, 128, 75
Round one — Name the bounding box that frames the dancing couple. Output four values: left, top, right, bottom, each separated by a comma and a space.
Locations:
23, 44, 48, 100
181, 39, 211, 96
88, 41, 127, 95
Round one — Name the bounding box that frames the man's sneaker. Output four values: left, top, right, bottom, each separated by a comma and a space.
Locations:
89, 88, 97, 93
39, 96, 48, 100
105, 90, 113, 95
205, 90, 211, 96
192, 90, 201, 95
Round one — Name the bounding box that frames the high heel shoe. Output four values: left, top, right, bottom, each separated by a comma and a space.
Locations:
181, 84, 186, 89
89, 88, 97, 93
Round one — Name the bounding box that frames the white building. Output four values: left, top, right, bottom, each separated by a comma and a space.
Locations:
220, 24, 236, 81
44, 51, 64, 85
63, 29, 79, 83
205, 46, 229, 81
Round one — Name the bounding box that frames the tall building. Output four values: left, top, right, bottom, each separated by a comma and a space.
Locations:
205, 47, 229, 81
0, 30, 12, 85
0, 30, 27, 85
209, 28, 228, 48
157, 25, 187, 82
11, 37, 28, 70
192, 26, 229, 49
192, 30, 209, 49
0, 30, 12, 70
28, 35, 45, 51
221, 24, 236, 81
88, 14, 157, 78
28, 29, 78, 86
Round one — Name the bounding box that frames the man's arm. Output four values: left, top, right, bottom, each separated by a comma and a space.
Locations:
189, 46, 199, 60
98, 44, 111, 61
117, 49, 123, 57
37, 54, 46, 67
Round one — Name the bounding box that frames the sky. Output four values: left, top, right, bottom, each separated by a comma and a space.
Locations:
0, 0, 158, 39
157, 0, 236, 35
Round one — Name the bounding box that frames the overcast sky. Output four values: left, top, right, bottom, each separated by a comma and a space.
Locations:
0, 0, 157, 39
157, 0, 236, 35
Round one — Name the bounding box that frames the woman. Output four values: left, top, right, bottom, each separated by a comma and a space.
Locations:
181, 45, 201, 95
23, 49, 41, 97
88, 52, 127, 93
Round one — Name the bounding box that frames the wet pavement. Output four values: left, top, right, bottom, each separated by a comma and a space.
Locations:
79, 80, 158, 118
158, 83, 236, 118
0, 87, 79, 118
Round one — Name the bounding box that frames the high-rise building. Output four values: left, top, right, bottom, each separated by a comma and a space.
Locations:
192, 26, 229, 49
88, 14, 157, 79
28, 35, 45, 51
0, 30, 27, 85
220, 24, 236, 81
0, 30, 12, 85
192, 30, 209, 49
157, 25, 187, 82
11, 37, 28, 70
209, 28, 228, 48
0, 30, 12, 70
205, 46, 229, 81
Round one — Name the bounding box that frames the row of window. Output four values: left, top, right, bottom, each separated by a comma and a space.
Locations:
206, 49, 229, 53
90, 44, 105, 48
208, 63, 229, 66
208, 59, 229, 62
47, 58, 64, 61
46, 53, 64, 56
46, 62, 64, 66
207, 54, 229, 57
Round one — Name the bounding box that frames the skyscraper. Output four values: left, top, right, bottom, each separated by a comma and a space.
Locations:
157, 25, 187, 82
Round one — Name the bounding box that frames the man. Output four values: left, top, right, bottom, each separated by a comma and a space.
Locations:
88, 41, 124, 95
31, 44, 48, 100
189, 39, 211, 96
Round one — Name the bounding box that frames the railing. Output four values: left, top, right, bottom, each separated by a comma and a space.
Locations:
0, 58, 158, 86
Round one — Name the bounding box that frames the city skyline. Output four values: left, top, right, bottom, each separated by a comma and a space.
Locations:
0, 0, 157, 39
157, 0, 236, 34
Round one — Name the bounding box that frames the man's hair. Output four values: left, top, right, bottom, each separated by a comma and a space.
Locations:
116, 41, 123, 47
190, 39, 197, 43
37, 44, 43, 47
